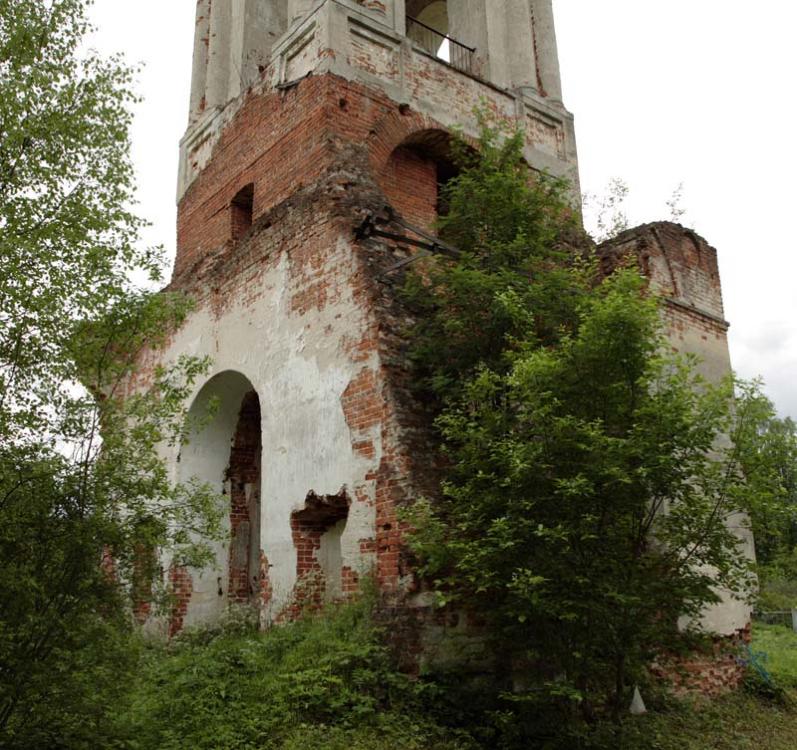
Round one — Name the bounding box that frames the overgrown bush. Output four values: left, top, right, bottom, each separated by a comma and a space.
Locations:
402, 112, 781, 728
0, 2, 221, 745
119, 595, 473, 750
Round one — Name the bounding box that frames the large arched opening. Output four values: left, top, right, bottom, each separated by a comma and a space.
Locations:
177, 370, 263, 626
406, 1, 449, 58
407, 0, 448, 34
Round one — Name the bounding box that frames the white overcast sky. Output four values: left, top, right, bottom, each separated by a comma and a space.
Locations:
86, 1, 797, 417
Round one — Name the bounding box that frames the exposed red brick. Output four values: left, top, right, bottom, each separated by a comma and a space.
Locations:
288, 490, 351, 611
168, 564, 194, 638
381, 145, 439, 231
131, 542, 156, 625
226, 391, 262, 604
650, 626, 751, 697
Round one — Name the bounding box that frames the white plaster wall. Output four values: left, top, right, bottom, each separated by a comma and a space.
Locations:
158, 239, 379, 627
667, 313, 756, 636
319, 519, 346, 599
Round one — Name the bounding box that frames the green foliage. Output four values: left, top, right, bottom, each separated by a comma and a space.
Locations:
582, 177, 630, 243
0, 2, 222, 744
735, 402, 797, 565
0, 0, 150, 438
757, 553, 797, 611
120, 596, 472, 750
403, 113, 771, 727
401, 111, 592, 406
96, 609, 797, 750
569, 691, 797, 750
730, 391, 797, 611
751, 624, 797, 689
409, 271, 758, 719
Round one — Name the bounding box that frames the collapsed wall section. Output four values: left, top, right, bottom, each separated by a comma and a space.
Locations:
598, 222, 732, 385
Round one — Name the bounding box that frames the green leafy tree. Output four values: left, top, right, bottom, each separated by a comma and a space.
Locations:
404, 117, 769, 727
734, 398, 797, 610
0, 2, 221, 745
401, 114, 592, 407
736, 401, 797, 566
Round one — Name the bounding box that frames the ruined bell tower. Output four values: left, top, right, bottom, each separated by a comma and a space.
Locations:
136, 0, 578, 634
135, 0, 751, 668
177, 0, 579, 218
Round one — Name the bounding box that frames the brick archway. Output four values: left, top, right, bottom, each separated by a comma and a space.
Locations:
371, 120, 472, 231
367, 108, 440, 177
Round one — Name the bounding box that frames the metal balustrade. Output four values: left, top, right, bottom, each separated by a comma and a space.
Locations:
406, 16, 475, 76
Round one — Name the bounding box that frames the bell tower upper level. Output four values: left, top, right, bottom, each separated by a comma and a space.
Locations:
178, 0, 579, 203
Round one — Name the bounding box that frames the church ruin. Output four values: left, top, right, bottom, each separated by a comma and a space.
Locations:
133, 0, 753, 666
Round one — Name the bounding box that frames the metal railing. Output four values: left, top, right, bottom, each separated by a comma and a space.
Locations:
754, 610, 797, 631
406, 16, 475, 76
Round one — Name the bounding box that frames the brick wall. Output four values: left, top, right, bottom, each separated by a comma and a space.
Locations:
169, 564, 194, 637
165, 72, 449, 617
226, 390, 262, 604
380, 145, 439, 231
597, 222, 726, 325
175, 74, 448, 283
651, 626, 751, 697
131, 543, 156, 624
597, 221, 733, 385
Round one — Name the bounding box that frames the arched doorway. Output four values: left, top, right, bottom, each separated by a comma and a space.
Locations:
177, 371, 263, 625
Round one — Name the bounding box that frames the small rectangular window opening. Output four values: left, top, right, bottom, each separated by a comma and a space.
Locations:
230, 183, 254, 242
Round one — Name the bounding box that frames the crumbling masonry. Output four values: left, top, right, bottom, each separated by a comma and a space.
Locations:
132, 0, 754, 688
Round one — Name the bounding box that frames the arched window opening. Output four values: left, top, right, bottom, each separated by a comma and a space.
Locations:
230, 183, 254, 242
407, 0, 449, 58
410, 1, 448, 34
406, 0, 474, 74
381, 129, 459, 232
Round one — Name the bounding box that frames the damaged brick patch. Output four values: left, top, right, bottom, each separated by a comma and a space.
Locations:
288, 488, 351, 610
